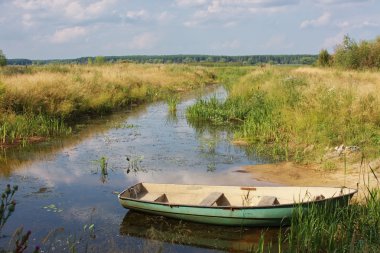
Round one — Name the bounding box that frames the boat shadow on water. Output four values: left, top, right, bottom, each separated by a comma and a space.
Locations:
119, 210, 280, 252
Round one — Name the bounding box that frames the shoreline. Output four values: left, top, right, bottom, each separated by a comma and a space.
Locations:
243, 161, 379, 201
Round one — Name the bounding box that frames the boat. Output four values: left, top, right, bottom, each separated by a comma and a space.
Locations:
118, 182, 357, 226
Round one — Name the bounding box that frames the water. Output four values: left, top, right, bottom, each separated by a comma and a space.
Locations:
0, 87, 278, 252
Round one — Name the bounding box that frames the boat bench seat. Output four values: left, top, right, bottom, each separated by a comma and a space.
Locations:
199, 192, 225, 206
257, 196, 280, 206
140, 193, 168, 203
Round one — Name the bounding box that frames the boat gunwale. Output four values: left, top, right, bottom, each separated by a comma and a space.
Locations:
118, 182, 358, 210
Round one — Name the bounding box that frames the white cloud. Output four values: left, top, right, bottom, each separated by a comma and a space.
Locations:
157, 11, 173, 23
128, 32, 159, 50
64, 0, 116, 20
13, 0, 69, 10
184, 20, 199, 27
87, 0, 115, 16
224, 21, 238, 28
300, 12, 331, 28
22, 13, 34, 27
126, 9, 149, 20
337, 20, 380, 29
176, 0, 208, 7
13, 0, 116, 21
50, 26, 88, 43
315, 0, 370, 5
182, 0, 299, 27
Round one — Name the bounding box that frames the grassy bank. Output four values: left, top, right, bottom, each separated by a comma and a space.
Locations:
187, 66, 380, 162
0, 63, 216, 147
252, 187, 380, 253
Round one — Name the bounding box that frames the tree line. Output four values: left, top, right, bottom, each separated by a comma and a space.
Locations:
6, 54, 317, 66
318, 35, 380, 69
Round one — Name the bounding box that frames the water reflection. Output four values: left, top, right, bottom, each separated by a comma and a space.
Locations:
0, 86, 278, 252
120, 211, 279, 253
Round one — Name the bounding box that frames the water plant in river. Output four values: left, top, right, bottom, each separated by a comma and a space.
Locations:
43, 204, 63, 213
0, 184, 18, 234
166, 95, 179, 113
126, 155, 145, 174
0, 185, 40, 253
99, 157, 108, 177
9, 227, 40, 253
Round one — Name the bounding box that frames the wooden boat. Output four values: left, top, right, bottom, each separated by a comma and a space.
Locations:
118, 182, 357, 226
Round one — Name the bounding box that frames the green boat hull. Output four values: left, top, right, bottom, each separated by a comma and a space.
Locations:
118, 194, 353, 226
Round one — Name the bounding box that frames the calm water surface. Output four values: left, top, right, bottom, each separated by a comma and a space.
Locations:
0, 87, 279, 252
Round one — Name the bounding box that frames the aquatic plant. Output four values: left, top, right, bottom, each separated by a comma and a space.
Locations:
99, 157, 108, 177
43, 204, 63, 213
167, 96, 179, 113
0, 184, 18, 233
10, 227, 40, 253
126, 155, 145, 174
0, 185, 40, 253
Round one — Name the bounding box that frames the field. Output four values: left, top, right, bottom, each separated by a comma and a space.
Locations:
188, 65, 380, 164
0, 63, 216, 147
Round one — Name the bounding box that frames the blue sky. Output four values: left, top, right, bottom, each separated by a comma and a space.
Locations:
0, 0, 379, 59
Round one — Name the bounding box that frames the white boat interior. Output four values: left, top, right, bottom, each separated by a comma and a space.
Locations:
119, 183, 356, 207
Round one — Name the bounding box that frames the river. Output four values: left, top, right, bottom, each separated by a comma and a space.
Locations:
0, 87, 278, 252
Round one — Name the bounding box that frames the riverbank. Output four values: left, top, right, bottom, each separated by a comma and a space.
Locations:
188, 65, 380, 163
243, 159, 379, 200
0, 63, 216, 148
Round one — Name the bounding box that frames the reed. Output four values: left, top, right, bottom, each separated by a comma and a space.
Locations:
167, 96, 179, 113
283, 188, 380, 253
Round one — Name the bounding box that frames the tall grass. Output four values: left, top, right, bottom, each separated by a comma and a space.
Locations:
284, 190, 380, 252
187, 66, 380, 162
248, 183, 380, 253
0, 63, 215, 146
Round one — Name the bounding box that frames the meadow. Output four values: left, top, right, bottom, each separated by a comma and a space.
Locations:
187, 65, 380, 163
1, 62, 379, 252
0, 63, 216, 147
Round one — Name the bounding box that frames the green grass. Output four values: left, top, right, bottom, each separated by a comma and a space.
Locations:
249, 187, 380, 253
186, 66, 380, 162
167, 96, 179, 113
0, 113, 71, 145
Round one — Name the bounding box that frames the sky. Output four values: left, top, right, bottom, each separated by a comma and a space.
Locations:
0, 0, 379, 59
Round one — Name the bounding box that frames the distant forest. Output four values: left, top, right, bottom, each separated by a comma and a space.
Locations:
7, 54, 317, 66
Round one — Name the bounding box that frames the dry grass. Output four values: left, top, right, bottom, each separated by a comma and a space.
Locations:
0, 63, 215, 145
1, 63, 215, 117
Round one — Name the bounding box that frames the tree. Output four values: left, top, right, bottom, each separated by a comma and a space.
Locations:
317, 49, 331, 67
0, 50, 6, 67
94, 56, 106, 65
333, 35, 359, 69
